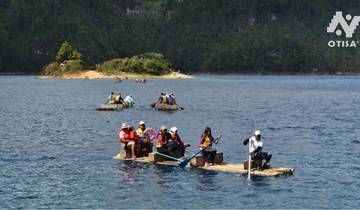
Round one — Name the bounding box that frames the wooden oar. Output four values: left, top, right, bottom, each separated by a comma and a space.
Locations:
247, 140, 251, 180
155, 152, 184, 162
150, 102, 156, 108
179, 135, 222, 168
179, 148, 204, 168
184, 149, 195, 156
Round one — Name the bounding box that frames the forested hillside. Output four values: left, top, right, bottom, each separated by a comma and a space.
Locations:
1, 0, 360, 74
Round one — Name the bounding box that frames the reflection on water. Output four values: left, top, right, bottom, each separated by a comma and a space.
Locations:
190, 169, 218, 191
117, 161, 143, 181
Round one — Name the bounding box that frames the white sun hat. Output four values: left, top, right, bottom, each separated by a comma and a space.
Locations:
169, 127, 178, 134
121, 122, 129, 129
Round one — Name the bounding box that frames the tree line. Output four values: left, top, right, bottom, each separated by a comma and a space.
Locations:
1, 0, 360, 74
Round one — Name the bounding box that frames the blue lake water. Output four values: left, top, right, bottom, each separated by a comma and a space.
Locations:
0, 75, 359, 208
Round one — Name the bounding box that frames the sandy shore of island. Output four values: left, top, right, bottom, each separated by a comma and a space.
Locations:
37, 70, 194, 80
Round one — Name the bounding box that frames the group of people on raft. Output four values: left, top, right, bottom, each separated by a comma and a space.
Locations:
105, 92, 176, 108
118, 121, 272, 168
106, 92, 135, 107
157, 92, 176, 105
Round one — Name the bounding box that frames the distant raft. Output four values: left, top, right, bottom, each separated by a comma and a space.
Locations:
113, 152, 294, 177
96, 104, 125, 111
154, 103, 178, 111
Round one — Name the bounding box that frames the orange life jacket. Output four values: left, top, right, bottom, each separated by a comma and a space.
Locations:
156, 132, 171, 147
120, 128, 139, 144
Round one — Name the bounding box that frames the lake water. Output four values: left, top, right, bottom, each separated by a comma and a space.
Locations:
0, 75, 359, 208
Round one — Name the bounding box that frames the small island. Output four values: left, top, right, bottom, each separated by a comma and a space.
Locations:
39, 42, 193, 79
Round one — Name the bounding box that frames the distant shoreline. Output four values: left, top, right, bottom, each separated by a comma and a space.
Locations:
36, 70, 194, 79
0, 72, 37, 76
2, 72, 360, 77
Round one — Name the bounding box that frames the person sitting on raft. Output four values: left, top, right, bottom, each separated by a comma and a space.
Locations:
156, 125, 178, 158
119, 122, 138, 159
199, 127, 219, 167
106, 92, 114, 104
113, 93, 124, 104
168, 93, 176, 105
243, 130, 272, 168
158, 92, 167, 104
136, 121, 146, 139
169, 127, 190, 157
157, 92, 176, 105
137, 121, 152, 155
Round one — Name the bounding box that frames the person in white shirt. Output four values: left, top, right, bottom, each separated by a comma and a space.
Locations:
243, 130, 272, 168
123, 95, 135, 107
106, 92, 114, 104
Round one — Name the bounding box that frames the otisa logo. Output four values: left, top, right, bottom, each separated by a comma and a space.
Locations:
327, 11, 359, 47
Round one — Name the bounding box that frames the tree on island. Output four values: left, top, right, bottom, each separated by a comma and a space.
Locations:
42, 41, 84, 76
55, 41, 82, 63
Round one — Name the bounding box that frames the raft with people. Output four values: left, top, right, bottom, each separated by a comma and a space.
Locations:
113, 123, 295, 177
113, 154, 294, 176
150, 92, 181, 111
96, 92, 135, 111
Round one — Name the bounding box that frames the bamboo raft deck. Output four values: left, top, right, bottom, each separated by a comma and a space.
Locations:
96, 104, 124, 111
112, 153, 295, 177
154, 103, 178, 111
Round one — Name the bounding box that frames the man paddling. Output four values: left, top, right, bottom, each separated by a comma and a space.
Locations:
243, 130, 272, 168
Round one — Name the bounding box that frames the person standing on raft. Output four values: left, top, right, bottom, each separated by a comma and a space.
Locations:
118, 123, 138, 159
199, 127, 219, 167
243, 130, 272, 168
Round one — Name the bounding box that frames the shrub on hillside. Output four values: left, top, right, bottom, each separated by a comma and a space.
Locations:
97, 54, 172, 75
41, 62, 63, 76
41, 60, 84, 76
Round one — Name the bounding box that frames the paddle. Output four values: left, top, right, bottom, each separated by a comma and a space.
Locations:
247, 138, 251, 180
155, 152, 184, 162
179, 148, 203, 168
150, 102, 156, 108
179, 135, 222, 168
184, 149, 195, 156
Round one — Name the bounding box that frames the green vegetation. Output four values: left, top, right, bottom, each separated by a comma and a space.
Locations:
55, 41, 82, 63
41, 62, 62, 76
41, 42, 84, 76
96, 53, 172, 75
0, 0, 360, 74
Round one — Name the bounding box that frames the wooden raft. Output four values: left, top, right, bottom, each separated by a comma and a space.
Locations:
195, 163, 294, 176
154, 103, 178, 111
113, 152, 294, 177
96, 104, 124, 111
